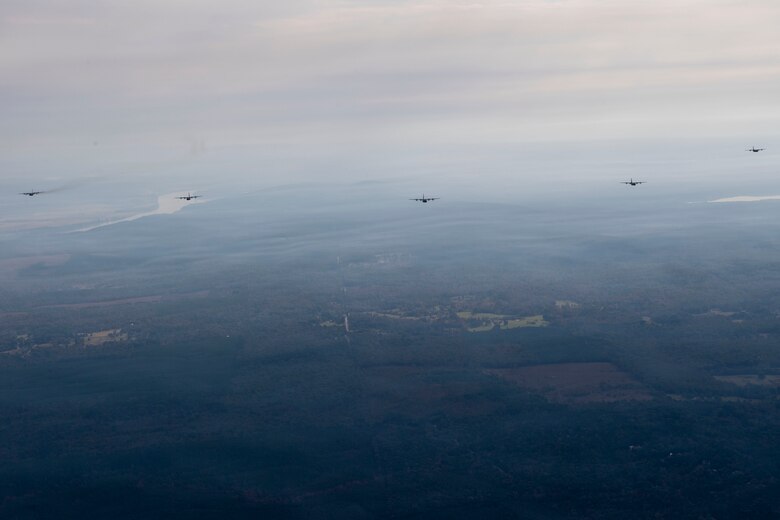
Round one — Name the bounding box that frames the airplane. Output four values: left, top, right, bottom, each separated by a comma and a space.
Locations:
176, 193, 201, 201
621, 179, 645, 186
19, 191, 44, 197
746, 146, 765, 153
410, 194, 439, 203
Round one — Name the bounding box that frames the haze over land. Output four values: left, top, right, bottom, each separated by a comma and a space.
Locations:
2, 1, 780, 518
3, 0, 780, 220
4, 180, 780, 517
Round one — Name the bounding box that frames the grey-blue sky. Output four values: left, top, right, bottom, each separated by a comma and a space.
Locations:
2, 1, 780, 224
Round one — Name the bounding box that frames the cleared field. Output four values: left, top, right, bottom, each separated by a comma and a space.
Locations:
319, 320, 341, 328
84, 329, 128, 346
457, 311, 549, 332
486, 362, 653, 404
502, 315, 548, 329
456, 311, 508, 320
365, 311, 422, 321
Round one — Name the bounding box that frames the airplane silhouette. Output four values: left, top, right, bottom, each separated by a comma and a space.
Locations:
410, 194, 439, 203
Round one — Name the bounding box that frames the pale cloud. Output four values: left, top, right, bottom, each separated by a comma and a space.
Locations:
2, 0, 780, 152
709, 195, 780, 203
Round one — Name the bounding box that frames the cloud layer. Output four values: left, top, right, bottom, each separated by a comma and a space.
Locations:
2, 1, 780, 155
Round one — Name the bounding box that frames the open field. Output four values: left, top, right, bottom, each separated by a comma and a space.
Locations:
319, 320, 341, 328
83, 329, 128, 347
365, 311, 422, 321
502, 315, 548, 329
457, 311, 549, 332
456, 311, 508, 320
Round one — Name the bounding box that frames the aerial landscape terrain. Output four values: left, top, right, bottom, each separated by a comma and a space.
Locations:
3, 170, 780, 518
3, 0, 780, 518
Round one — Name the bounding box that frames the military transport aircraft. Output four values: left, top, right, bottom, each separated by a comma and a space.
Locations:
746, 147, 765, 153
621, 179, 645, 186
410, 194, 439, 203
19, 191, 44, 197
176, 193, 201, 201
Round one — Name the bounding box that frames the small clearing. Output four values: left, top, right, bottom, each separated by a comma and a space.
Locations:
457, 311, 549, 332
84, 329, 128, 346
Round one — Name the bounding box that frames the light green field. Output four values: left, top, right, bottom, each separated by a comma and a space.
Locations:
319, 320, 341, 328
84, 329, 128, 346
457, 311, 509, 320
366, 311, 421, 321
501, 315, 549, 329
459, 312, 549, 333
467, 322, 496, 332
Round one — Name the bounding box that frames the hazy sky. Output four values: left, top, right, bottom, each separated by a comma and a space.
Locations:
2, 1, 780, 197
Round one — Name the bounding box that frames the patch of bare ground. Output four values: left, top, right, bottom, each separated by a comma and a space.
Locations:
486, 362, 653, 404
83, 329, 128, 347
